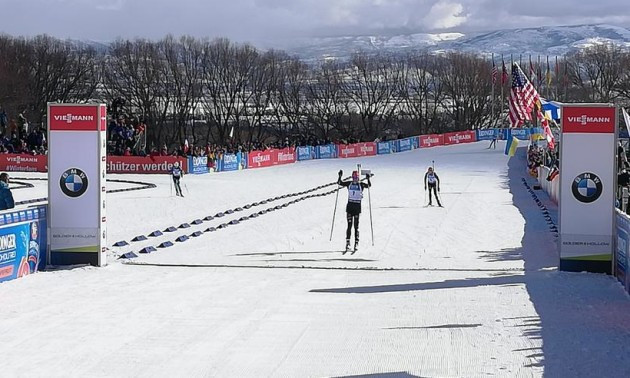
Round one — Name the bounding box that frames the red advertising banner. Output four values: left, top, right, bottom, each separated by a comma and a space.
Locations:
106, 156, 188, 174
49, 105, 100, 131
420, 134, 445, 148
444, 131, 477, 145
275, 147, 296, 165
562, 105, 616, 134
248, 149, 275, 168
248, 148, 297, 169
0, 154, 47, 172
338, 143, 377, 158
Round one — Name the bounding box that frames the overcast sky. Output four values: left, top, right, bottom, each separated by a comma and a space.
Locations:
1, 0, 629, 46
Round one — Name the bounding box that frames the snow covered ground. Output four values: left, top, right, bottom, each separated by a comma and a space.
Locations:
1, 141, 630, 377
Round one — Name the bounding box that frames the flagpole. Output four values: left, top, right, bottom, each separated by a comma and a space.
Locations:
491, 54, 495, 127
501, 55, 505, 127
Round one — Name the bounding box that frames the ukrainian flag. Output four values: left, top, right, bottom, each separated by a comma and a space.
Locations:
530, 127, 544, 141
505, 136, 519, 157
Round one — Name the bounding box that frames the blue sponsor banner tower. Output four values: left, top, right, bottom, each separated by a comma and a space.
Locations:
0, 206, 47, 282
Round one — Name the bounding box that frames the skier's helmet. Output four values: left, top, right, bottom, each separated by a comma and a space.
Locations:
352, 171, 359, 182
174, 161, 180, 168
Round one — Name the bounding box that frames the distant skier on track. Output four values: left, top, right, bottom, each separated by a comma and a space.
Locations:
171, 161, 184, 197
424, 166, 442, 207
337, 169, 372, 254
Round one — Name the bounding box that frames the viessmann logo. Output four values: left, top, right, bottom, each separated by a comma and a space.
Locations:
7, 155, 38, 163
567, 115, 611, 125
252, 155, 270, 164
53, 114, 95, 123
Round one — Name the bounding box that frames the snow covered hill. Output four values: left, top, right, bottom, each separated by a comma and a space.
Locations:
280, 24, 630, 61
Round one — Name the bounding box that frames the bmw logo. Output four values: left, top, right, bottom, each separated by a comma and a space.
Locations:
60, 168, 88, 198
571, 172, 603, 203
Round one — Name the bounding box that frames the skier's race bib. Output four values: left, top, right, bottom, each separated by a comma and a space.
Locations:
427, 173, 436, 184
348, 183, 363, 203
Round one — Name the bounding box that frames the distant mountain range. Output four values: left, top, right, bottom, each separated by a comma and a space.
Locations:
276, 24, 630, 61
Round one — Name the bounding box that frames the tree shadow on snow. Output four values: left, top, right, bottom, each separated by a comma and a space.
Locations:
308, 148, 630, 376
503, 148, 630, 377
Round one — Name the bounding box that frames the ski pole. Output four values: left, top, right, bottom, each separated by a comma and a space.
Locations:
368, 186, 374, 246
329, 184, 340, 241
184, 182, 189, 194
170, 177, 173, 196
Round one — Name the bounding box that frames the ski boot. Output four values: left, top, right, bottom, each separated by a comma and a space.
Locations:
344, 240, 351, 254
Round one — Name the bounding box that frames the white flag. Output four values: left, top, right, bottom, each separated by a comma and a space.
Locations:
229, 126, 234, 138
623, 108, 630, 137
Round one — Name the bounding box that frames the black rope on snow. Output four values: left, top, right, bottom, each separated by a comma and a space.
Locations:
117, 178, 342, 253
10, 177, 157, 205
127, 185, 341, 256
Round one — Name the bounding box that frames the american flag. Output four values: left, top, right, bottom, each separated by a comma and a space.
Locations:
501, 59, 509, 84
508, 63, 540, 128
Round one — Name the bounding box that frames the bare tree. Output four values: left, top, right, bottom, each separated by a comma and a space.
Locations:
201, 39, 257, 144
400, 52, 446, 135
102, 39, 172, 149
242, 50, 283, 143
160, 35, 204, 146
566, 44, 626, 103
273, 56, 309, 139
343, 53, 405, 140
305, 60, 348, 140
438, 52, 493, 131
0, 36, 100, 126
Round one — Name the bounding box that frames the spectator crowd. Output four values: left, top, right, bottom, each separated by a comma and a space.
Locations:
0, 107, 47, 155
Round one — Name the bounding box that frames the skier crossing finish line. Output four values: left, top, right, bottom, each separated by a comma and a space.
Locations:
337, 169, 372, 254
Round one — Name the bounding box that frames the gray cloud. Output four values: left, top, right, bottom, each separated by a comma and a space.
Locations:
0, 0, 628, 45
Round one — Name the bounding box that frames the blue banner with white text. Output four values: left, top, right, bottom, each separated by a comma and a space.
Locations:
297, 146, 315, 161
0, 206, 47, 283
477, 129, 499, 141
396, 137, 417, 152
377, 141, 394, 155
218, 152, 245, 172
188, 156, 210, 174
315, 144, 338, 159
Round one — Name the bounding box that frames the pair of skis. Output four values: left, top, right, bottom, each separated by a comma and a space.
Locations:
343, 244, 358, 255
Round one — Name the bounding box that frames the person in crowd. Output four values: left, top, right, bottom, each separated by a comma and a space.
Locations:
0, 172, 15, 211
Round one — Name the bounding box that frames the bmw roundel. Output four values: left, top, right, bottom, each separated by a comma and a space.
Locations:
571, 172, 602, 203
60, 168, 88, 198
